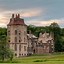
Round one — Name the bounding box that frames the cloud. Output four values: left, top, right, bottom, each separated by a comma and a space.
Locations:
2, 8, 43, 17
0, 8, 64, 28
0, 8, 43, 27
21, 9, 42, 17
0, 23, 7, 28
26, 19, 64, 27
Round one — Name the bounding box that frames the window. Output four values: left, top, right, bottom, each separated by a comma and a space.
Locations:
24, 46, 26, 51
19, 33, 21, 35
15, 30, 17, 35
44, 46, 46, 49
15, 53, 17, 56
19, 54, 21, 56
19, 44, 21, 51
24, 54, 26, 56
8, 31, 10, 35
24, 31, 26, 35
15, 37, 17, 42
8, 40, 10, 42
19, 40, 21, 42
22, 54, 23, 56
15, 44, 17, 51
24, 38, 25, 42
19, 30, 21, 35
19, 37, 21, 42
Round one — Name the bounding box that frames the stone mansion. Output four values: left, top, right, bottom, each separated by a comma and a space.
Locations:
7, 14, 54, 57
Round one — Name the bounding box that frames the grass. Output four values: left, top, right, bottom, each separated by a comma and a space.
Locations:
0, 52, 64, 64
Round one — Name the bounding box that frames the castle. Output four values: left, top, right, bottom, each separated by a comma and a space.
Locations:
7, 14, 54, 57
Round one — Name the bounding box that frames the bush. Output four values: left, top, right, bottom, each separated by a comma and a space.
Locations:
34, 59, 47, 62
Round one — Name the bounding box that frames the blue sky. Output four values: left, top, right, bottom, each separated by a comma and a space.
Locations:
0, 0, 64, 27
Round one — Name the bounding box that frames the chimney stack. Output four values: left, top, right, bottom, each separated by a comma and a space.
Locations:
16, 14, 18, 18
15, 14, 20, 18
12, 14, 14, 18
18, 14, 20, 18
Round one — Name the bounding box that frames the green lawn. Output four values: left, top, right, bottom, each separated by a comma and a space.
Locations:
1, 53, 64, 64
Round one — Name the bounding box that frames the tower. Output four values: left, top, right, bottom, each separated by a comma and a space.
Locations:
7, 14, 28, 57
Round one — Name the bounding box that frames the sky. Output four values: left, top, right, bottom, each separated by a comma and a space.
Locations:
0, 0, 64, 27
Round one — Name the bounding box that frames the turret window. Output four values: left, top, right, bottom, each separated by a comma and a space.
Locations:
15, 37, 17, 42
19, 40, 21, 42
24, 38, 25, 42
19, 37, 21, 42
15, 53, 17, 56
19, 33, 21, 35
15, 30, 17, 35
19, 44, 21, 51
15, 44, 17, 51
8, 31, 10, 35
8, 40, 10, 42
24, 46, 26, 51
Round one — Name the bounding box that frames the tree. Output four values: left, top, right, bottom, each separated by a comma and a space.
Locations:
0, 35, 13, 61
49, 22, 62, 52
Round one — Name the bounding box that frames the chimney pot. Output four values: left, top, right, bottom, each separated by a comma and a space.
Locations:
12, 14, 14, 18
18, 14, 20, 18
16, 14, 18, 18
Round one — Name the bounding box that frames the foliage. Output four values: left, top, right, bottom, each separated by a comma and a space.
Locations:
0, 35, 13, 61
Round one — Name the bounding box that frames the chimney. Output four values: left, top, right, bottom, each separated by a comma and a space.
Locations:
11, 14, 14, 22
18, 14, 20, 18
16, 14, 18, 18
12, 14, 14, 18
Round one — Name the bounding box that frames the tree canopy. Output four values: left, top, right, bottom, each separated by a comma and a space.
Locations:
0, 29, 13, 61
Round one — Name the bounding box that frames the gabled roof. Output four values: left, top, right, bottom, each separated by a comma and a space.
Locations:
27, 34, 37, 39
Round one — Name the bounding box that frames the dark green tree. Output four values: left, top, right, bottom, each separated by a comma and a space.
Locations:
0, 35, 13, 61
49, 22, 62, 52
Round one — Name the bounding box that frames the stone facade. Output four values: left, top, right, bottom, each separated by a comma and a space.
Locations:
7, 14, 28, 57
27, 33, 38, 55
27, 32, 54, 55
7, 14, 54, 57
36, 32, 54, 54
